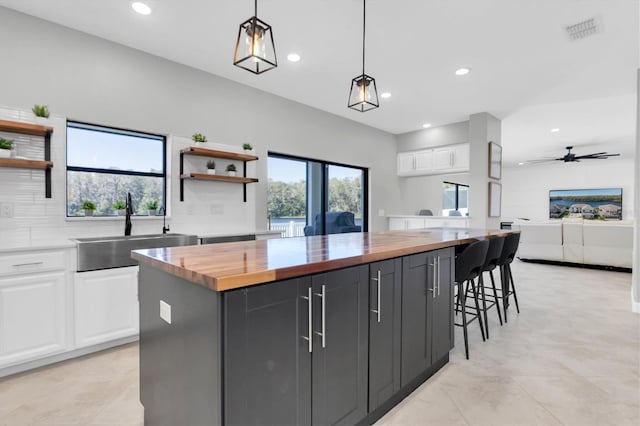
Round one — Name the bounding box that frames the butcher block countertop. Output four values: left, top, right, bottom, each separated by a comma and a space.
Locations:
131, 229, 517, 292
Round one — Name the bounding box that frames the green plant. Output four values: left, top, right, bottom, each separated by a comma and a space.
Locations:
146, 200, 158, 210
226, 164, 237, 172
206, 159, 216, 169
0, 138, 13, 150
32, 104, 50, 118
82, 200, 96, 210
112, 200, 126, 210
192, 133, 207, 143
242, 143, 253, 150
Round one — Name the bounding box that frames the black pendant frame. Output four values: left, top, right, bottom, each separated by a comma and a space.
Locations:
348, 73, 379, 112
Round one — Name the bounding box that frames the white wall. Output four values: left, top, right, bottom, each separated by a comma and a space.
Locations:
0, 8, 400, 245
501, 159, 635, 222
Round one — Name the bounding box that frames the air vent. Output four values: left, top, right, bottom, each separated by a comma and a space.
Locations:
566, 18, 598, 40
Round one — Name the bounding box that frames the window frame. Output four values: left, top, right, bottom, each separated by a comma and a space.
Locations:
443, 181, 469, 212
65, 120, 167, 218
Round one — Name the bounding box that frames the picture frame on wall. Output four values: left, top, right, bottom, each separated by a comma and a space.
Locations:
488, 141, 502, 180
489, 181, 502, 217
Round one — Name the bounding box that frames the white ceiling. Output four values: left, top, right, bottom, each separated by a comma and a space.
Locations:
0, 0, 638, 162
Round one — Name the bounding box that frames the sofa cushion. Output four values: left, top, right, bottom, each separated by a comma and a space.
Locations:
583, 221, 633, 268
562, 219, 584, 263
515, 221, 563, 262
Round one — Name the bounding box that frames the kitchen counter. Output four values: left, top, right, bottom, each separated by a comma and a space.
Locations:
132, 228, 514, 292
0, 240, 76, 254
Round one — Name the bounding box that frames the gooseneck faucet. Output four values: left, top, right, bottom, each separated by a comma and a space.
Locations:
124, 192, 133, 236
159, 205, 170, 234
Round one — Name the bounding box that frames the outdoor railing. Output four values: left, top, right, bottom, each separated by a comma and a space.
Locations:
269, 221, 307, 238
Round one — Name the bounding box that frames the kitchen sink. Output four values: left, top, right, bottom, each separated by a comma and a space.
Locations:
74, 233, 198, 272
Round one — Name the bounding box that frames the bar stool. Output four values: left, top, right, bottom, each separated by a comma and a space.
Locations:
496, 233, 521, 322
476, 236, 505, 338
454, 239, 489, 359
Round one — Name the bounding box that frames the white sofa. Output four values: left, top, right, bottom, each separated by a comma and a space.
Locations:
513, 219, 633, 269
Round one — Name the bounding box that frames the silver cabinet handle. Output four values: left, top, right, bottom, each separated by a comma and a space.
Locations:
437, 256, 441, 296
371, 270, 381, 323
12, 261, 44, 267
314, 284, 326, 348
429, 260, 436, 298
301, 287, 312, 353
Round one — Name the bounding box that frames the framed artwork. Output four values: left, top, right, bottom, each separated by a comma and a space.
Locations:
489, 181, 502, 217
488, 141, 502, 180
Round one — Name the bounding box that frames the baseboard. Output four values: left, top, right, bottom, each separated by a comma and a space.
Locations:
518, 257, 632, 273
0, 335, 139, 379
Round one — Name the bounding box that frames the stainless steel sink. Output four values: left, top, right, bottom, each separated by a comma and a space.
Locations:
74, 233, 198, 272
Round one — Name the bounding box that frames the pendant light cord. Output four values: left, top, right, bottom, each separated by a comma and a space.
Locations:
362, 0, 366, 75
255, 0, 258, 16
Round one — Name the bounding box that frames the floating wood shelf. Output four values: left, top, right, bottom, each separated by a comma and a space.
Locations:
181, 173, 259, 184
0, 119, 54, 198
179, 146, 259, 202
0, 158, 53, 169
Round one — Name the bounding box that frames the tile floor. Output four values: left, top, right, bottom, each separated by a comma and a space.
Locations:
0, 260, 638, 425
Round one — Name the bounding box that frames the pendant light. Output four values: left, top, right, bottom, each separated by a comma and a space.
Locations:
348, 0, 379, 112
233, 0, 277, 74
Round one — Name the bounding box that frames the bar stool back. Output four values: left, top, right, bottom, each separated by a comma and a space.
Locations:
476, 236, 506, 338
496, 233, 521, 322
454, 239, 489, 359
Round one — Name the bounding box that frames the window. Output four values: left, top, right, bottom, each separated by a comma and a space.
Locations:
267, 153, 368, 237
66, 121, 166, 217
443, 181, 469, 216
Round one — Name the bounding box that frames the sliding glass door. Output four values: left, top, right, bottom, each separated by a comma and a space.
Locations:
268, 153, 367, 237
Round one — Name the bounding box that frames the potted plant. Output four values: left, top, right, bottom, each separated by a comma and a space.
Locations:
206, 159, 216, 175
226, 163, 237, 177
146, 200, 158, 216
192, 133, 207, 143
32, 104, 50, 119
242, 143, 253, 151
0, 138, 12, 158
82, 200, 96, 217
112, 200, 126, 216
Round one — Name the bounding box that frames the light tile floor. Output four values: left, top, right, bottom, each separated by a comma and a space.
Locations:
0, 260, 638, 425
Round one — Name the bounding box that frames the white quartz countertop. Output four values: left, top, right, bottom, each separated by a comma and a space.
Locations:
0, 240, 77, 254
197, 230, 282, 239
387, 215, 470, 219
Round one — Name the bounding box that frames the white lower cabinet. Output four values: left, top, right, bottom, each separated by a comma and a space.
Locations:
0, 272, 67, 366
74, 267, 139, 348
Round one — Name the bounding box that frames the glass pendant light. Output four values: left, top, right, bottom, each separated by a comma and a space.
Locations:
233, 0, 277, 74
348, 0, 379, 112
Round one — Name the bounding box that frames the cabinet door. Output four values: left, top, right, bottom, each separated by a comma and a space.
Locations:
429, 248, 454, 361
432, 148, 453, 171
414, 150, 433, 173
0, 272, 66, 366
368, 259, 402, 411
397, 152, 415, 176
224, 278, 312, 425
312, 266, 368, 426
74, 267, 138, 348
388, 217, 406, 231
451, 144, 470, 171
406, 218, 426, 229
401, 252, 434, 386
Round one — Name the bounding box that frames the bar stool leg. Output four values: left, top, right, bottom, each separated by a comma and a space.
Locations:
507, 264, 520, 314
479, 274, 490, 339
489, 270, 503, 326
469, 278, 486, 342
460, 281, 470, 359
500, 265, 508, 323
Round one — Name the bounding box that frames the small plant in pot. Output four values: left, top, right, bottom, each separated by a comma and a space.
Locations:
32, 104, 50, 118
146, 200, 158, 216
82, 200, 96, 217
112, 200, 126, 216
192, 133, 207, 143
226, 163, 237, 177
206, 159, 216, 175
0, 138, 13, 158
242, 143, 253, 151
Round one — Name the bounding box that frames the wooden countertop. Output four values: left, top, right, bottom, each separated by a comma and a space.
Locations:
131, 229, 517, 292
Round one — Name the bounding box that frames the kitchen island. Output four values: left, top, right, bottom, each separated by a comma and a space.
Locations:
132, 229, 515, 426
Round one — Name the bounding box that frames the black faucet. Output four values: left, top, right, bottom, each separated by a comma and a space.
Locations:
124, 192, 133, 236
159, 205, 170, 234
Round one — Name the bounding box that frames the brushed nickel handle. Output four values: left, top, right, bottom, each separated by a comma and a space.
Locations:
371, 270, 381, 323
12, 261, 44, 267
429, 261, 436, 298
437, 256, 441, 296
314, 285, 326, 348
301, 287, 312, 353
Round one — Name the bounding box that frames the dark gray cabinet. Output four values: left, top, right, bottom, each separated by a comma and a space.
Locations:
224, 265, 368, 426
401, 247, 454, 387
368, 258, 402, 411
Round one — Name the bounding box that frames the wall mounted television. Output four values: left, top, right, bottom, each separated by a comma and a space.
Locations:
549, 188, 622, 220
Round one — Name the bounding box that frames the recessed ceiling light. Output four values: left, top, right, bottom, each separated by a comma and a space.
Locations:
455, 67, 471, 76
422, 123, 432, 129
287, 53, 301, 63
550, 128, 560, 133
518, 162, 525, 166
132, 2, 152, 15
380, 92, 392, 99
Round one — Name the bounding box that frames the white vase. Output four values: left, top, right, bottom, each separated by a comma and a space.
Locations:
228, 171, 237, 177
33, 116, 50, 126
84, 210, 94, 217
0, 149, 10, 158
207, 169, 216, 175
148, 209, 157, 216
117, 209, 125, 216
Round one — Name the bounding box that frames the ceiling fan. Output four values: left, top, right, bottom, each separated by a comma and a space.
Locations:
521, 146, 620, 165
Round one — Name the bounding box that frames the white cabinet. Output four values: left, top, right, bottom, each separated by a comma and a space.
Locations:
389, 217, 427, 230
0, 272, 67, 366
74, 267, 139, 348
397, 143, 469, 176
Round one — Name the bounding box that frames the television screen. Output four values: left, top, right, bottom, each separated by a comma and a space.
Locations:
549, 188, 622, 220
